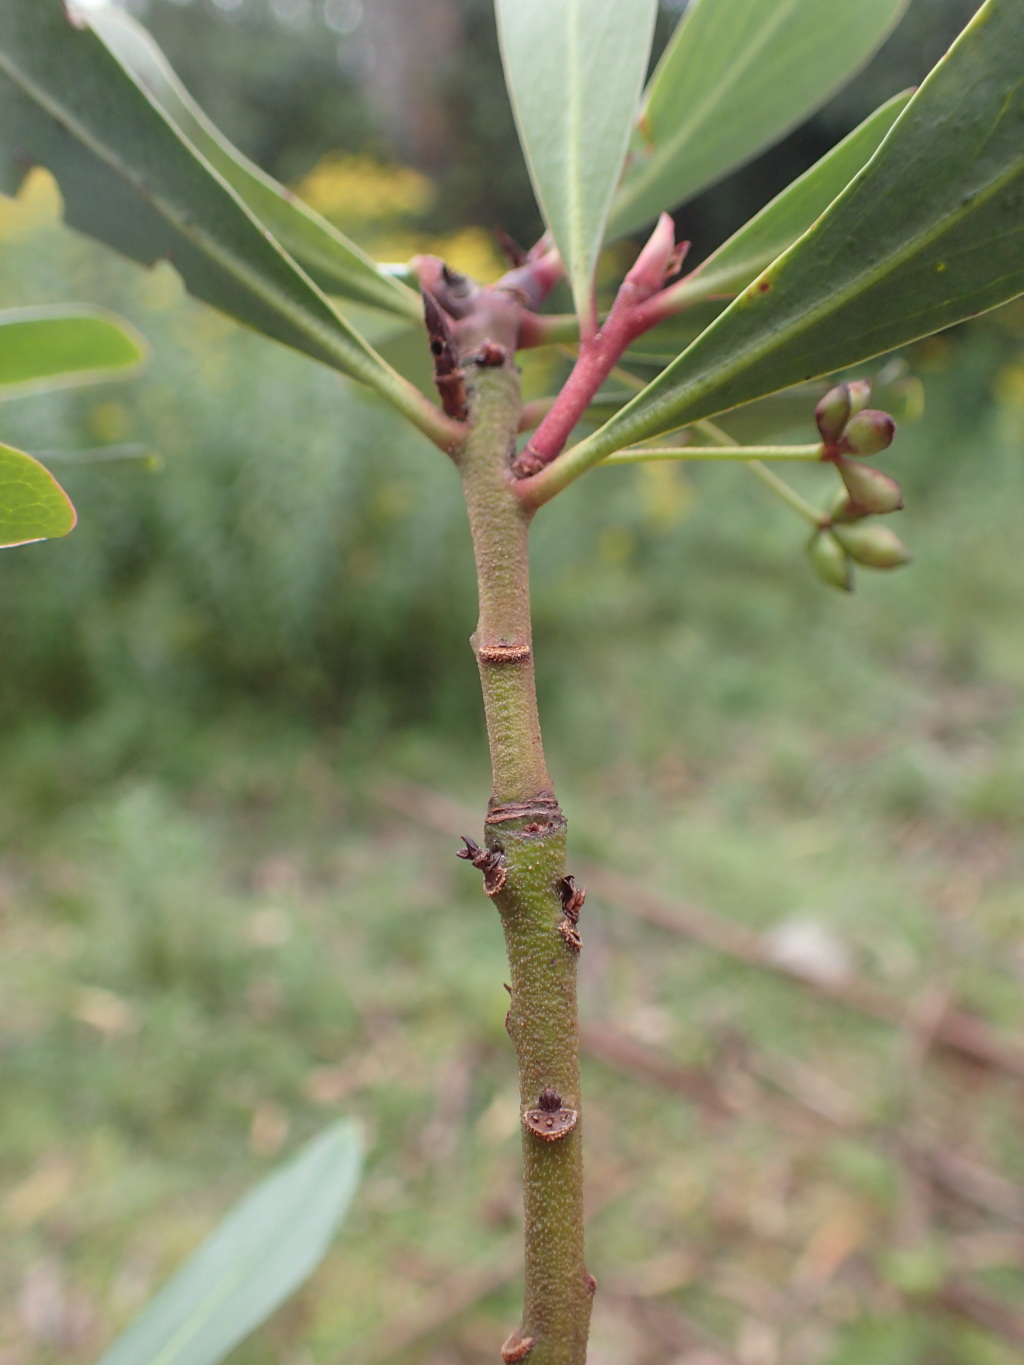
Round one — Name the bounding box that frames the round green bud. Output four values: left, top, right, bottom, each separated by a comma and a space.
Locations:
841, 409, 895, 457
846, 379, 872, 418
808, 530, 853, 592
838, 459, 904, 515
833, 523, 911, 569
815, 383, 851, 444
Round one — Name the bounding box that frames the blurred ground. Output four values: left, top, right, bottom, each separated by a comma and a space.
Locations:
3, 4, 1024, 1360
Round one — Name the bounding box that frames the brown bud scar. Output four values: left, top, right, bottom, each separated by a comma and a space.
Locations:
558, 919, 582, 952
421, 287, 467, 420
475, 340, 508, 367
524, 1090, 578, 1141
485, 794, 562, 826
501, 1330, 535, 1363
558, 875, 586, 923
511, 443, 547, 479
478, 643, 532, 664
433, 370, 468, 421
456, 836, 508, 896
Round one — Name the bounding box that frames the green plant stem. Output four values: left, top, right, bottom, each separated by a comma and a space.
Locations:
602, 442, 821, 464
459, 360, 592, 1365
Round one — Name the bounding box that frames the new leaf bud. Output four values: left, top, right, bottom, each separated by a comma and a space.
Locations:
841, 409, 895, 457
808, 530, 853, 592
815, 383, 851, 444
833, 523, 911, 569
846, 379, 872, 417
838, 458, 904, 515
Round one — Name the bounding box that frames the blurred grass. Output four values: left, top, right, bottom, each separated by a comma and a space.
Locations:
1, 178, 1024, 1365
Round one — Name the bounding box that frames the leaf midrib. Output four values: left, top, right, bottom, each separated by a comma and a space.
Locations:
147, 1267, 246, 1365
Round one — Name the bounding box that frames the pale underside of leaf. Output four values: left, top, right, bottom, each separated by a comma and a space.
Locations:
607, 0, 909, 240
96, 1121, 361, 1365
547, 0, 1024, 488
496, 0, 658, 330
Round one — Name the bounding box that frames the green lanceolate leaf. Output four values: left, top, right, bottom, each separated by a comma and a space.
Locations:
496, 0, 658, 331
86, 6, 420, 319
607, 0, 909, 240
546, 0, 1024, 490
666, 92, 913, 309
0, 305, 147, 399
97, 1121, 362, 1365
0, 441, 76, 547
0, 3, 450, 444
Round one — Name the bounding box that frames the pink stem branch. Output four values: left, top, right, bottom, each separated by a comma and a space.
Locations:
511, 215, 686, 480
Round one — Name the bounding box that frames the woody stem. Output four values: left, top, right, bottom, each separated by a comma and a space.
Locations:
458, 356, 592, 1365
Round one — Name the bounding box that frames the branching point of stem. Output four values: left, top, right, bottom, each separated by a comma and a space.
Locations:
511, 214, 687, 486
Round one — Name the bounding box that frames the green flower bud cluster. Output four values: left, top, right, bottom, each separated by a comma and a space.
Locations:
808, 380, 911, 591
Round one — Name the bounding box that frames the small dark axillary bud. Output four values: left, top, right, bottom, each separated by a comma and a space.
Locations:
815, 383, 852, 444
840, 409, 896, 458
558, 919, 582, 952
512, 442, 547, 479
501, 1329, 535, 1363
476, 340, 507, 367
833, 522, 911, 569
456, 836, 508, 896
557, 874, 585, 949
808, 529, 853, 592
837, 458, 904, 515
523, 1088, 578, 1142
558, 874, 586, 923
